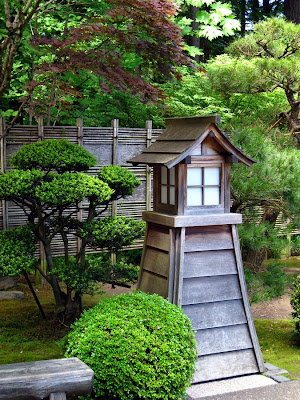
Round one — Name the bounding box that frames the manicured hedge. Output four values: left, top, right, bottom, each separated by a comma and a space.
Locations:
65, 291, 196, 399
291, 276, 300, 334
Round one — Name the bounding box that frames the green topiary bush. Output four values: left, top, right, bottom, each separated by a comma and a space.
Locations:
64, 291, 196, 399
291, 276, 300, 335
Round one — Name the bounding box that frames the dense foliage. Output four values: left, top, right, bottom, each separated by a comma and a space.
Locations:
291, 276, 300, 335
11, 139, 97, 172
245, 261, 291, 304
0, 226, 35, 277
0, 139, 144, 317
0, 0, 194, 126
65, 291, 196, 400
207, 18, 300, 145
0, 0, 242, 126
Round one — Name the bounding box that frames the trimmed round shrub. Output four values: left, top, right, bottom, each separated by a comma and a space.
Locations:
64, 291, 196, 399
291, 276, 300, 334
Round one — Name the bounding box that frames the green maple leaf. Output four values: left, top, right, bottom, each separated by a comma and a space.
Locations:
221, 18, 241, 35
199, 25, 223, 40
211, 2, 233, 17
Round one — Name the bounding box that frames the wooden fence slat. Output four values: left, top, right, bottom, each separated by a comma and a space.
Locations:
77, 118, 84, 257
146, 120, 152, 211
38, 117, 44, 141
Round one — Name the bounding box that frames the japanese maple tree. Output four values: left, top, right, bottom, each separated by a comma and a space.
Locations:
23, 0, 194, 116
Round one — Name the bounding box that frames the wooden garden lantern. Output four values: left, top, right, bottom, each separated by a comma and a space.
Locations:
128, 115, 265, 384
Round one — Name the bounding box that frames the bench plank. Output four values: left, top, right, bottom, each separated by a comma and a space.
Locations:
0, 358, 94, 400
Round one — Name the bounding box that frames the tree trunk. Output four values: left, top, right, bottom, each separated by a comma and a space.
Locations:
249, 0, 261, 23
263, 0, 272, 16
187, 6, 201, 63
284, 0, 300, 23
199, 38, 210, 62
284, 88, 300, 147
43, 242, 65, 312
240, 0, 246, 34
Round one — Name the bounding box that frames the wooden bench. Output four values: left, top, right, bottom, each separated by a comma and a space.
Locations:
0, 358, 94, 400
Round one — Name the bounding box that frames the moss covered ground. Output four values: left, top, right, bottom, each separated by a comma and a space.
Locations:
254, 319, 300, 380
0, 272, 300, 382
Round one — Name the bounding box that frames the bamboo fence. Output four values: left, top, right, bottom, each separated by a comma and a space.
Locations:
0, 117, 298, 260
0, 117, 163, 259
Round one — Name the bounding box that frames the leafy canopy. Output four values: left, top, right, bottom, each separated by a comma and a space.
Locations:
35, 173, 113, 205
206, 18, 300, 141
176, 0, 240, 45
0, 226, 36, 277
11, 139, 97, 172
98, 165, 140, 199
82, 216, 145, 253
24, 0, 193, 113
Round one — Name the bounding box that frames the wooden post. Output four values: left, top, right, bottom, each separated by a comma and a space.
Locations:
111, 119, 119, 265
0, 117, 8, 230
145, 120, 152, 211
38, 116, 44, 141
112, 118, 119, 166
37, 117, 46, 285
231, 224, 265, 373
77, 118, 84, 258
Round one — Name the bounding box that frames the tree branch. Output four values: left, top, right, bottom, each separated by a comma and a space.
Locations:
35, 263, 52, 284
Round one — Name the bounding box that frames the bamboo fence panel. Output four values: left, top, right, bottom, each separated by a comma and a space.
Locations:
0, 118, 162, 258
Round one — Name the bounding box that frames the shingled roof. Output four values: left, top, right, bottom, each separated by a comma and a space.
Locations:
128, 115, 256, 168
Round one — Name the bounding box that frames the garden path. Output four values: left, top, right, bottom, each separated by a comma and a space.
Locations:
250, 263, 300, 320
103, 282, 294, 320
103, 262, 300, 320
250, 293, 293, 319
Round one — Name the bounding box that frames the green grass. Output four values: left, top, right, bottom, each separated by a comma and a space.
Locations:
254, 318, 300, 380
1, 279, 300, 383
277, 257, 300, 270
0, 282, 106, 365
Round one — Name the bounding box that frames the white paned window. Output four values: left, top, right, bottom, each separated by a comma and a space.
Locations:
187, 168, 202, 186
187, 166, 221, 207
160, 166, 176, 206
204, 167, 220, 185
187, 188, 202, 206
161, 185, 168, 204
204, 187, 220, 205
